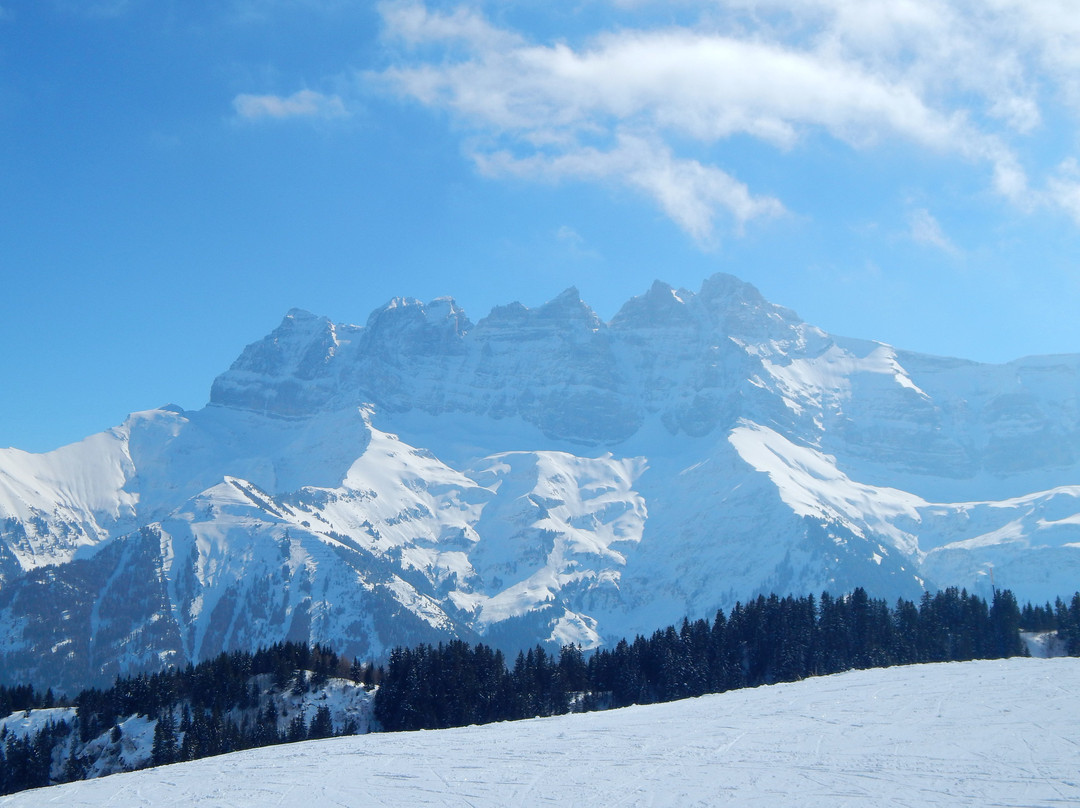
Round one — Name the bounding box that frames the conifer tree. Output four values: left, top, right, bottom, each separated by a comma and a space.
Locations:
309, 706, 334, 739
151, 710, 178, 766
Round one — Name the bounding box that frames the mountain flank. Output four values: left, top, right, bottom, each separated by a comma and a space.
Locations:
2, 273, 1079, 691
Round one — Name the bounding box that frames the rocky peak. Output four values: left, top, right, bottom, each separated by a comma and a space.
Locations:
694, 272, 802, 342
226, 309, 338, 377
359, 296, 472, 359
208, 308, 345, 416
424, 297, 472, 336
610, 280, 693, 330
536, 287, 602, 330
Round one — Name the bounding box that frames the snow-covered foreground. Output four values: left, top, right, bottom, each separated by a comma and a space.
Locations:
5, 658, 1078, 807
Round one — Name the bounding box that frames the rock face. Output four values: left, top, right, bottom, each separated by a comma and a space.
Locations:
2, 273, 1079, 692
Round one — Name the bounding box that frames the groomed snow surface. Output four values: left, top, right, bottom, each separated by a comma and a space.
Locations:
5, 658, 1078, 807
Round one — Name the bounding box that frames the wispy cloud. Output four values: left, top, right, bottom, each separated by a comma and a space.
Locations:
370, 1, 1075, 244
909, 208, 960, 257
554, 225, 602, 262
475, 135, 783, 245
232, 89, 347, 121
378, 0, 521, 51
1047, 158, 1080, 226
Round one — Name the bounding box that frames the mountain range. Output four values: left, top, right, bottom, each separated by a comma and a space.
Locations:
2, 273, 1078, 691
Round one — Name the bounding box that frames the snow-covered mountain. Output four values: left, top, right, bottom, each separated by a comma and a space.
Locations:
2, 273, 1079, 691
3, 658, 1077, 807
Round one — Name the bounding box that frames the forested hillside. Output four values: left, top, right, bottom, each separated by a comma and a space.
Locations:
374, 587, 1050, 730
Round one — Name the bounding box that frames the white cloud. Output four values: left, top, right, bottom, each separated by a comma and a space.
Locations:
378, 0, 521, 51
476, 134, 783, 244
372, 1, 1080, 241
233, 89, 347, 121
986, 0, 1080, 112
679, 0, 1049, 128
381, 13, 958, 146
909, 208, 960, 256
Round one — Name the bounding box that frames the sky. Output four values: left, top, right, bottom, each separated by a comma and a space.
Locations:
2, 0, 1080, 453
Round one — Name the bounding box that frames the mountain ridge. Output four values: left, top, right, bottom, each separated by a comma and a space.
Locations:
2, 272, 1078, 691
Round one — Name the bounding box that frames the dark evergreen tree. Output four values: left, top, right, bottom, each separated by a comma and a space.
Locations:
286, 713, 307, 743
151, 710, 178, 766
309, 706, 334, 739
989, 589, 1024, 657
558, 644, 588, 697
1056, 594, 1080, 654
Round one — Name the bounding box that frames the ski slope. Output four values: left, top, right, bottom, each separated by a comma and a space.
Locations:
4, 658, 1078, 807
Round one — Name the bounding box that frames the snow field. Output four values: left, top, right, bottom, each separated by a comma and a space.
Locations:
3, 657, 1077, 807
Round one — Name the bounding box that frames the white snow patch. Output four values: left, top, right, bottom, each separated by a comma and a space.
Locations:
729, 420, 925, 555
0, 707, 77, 739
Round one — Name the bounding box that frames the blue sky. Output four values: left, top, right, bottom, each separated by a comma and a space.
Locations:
2, 0, 1080, 452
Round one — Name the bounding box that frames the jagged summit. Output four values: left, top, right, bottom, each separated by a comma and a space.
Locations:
610, 280, 692, 330
698, 271, 765, 302
535, 286, 601, 329
209, 274, 800, 431
208, 306, 343, 417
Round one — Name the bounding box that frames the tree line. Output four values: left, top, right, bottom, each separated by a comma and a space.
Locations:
373, 588, 1062, 730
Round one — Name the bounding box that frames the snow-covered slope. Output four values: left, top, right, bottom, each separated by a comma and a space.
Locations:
0, 675, 375, 787
4, 658, 1077, 807
2, 273, 1079, 690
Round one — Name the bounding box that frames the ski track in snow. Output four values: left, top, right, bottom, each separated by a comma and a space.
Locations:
4, 658, 1079, 807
